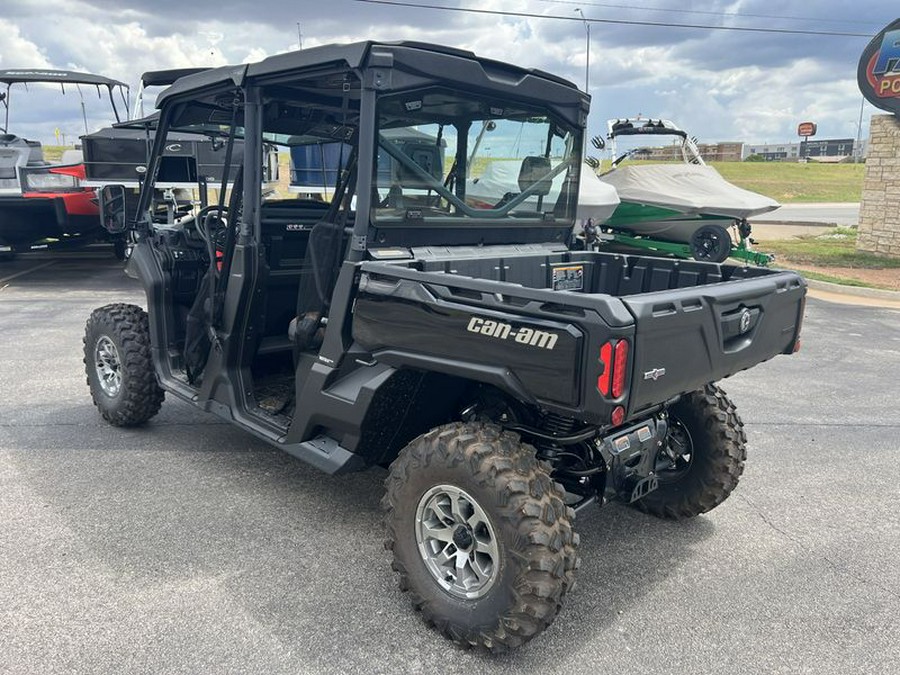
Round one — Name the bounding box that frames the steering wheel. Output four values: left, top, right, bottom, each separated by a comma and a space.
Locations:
196, 205, 229, 234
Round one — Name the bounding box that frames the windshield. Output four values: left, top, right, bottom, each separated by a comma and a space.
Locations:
374, 88, 581, 224
605, 119, 701, 169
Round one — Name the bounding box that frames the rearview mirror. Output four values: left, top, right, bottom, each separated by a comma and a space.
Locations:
99, 185, 128, 234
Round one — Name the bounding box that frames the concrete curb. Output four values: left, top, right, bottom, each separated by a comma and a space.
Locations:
805, 278, 900, 300
752, 220, 839, 228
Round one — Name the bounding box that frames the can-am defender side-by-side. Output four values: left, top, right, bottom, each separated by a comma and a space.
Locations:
83, 42, 806, 652
0, 69, 130, 258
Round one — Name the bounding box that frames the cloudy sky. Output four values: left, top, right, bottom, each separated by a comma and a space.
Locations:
0, 0, 895, 147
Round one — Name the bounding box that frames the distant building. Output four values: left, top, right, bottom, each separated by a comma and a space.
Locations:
742, 138, 866, 162
697, 142, 744, 162
742, 143, 800, 161
629, 138, 868, 163
640, 141, 744, 162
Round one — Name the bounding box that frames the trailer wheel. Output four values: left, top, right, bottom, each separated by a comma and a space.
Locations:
383, 422, 579, 652
84, 303, 164, 426
690, 224, 732, 263
635, 384, 746, 519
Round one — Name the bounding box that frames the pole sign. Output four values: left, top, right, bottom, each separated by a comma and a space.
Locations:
858, 18, 900, 114
797, 122, 817, 137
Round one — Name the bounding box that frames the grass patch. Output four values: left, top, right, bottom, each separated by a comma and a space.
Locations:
594, 159, 865, 203
711, 161, 865, 203
794, 270, 880, 288
762, 229, 900, 269
759, 228, 899, 290
40, 145, 77, 163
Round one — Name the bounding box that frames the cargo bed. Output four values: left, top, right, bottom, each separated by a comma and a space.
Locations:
356, 247, 806, 421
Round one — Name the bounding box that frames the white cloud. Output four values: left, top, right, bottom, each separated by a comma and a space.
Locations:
0, 0, 893, 145
0, 19, 52, 70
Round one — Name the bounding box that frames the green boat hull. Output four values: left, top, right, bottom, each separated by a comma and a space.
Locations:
603, 201, 736, 243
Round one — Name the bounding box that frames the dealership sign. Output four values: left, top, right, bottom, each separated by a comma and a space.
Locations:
858, 18, 900, 114
797, 122, 817, 137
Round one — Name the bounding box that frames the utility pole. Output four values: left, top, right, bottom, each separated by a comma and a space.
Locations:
574, 9, 590, 94
297, 23, 303, 50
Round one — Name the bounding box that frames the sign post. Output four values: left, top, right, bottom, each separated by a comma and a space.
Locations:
855, 19, 900, 258
797, 121, 816, 161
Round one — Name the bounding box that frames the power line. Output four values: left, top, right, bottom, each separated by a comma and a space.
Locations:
349, 0, 875, 38
531, 0, 884, 28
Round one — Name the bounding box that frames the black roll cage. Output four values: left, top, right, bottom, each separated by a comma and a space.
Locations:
137, 43, 589, 260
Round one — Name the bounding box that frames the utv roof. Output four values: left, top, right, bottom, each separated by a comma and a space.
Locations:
156, 41, 586, 117
0, 69, 128, 89
140, 68, 209, 88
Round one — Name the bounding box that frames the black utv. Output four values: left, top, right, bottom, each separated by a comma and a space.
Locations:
84, 42, 806, 652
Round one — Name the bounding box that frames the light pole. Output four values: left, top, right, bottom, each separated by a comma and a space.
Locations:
574, 8, 591, 95
855, 97, 865, 161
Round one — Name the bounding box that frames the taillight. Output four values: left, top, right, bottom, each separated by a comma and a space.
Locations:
611, 405, 625, 426
598, 339, 629, 398
612, 339, 629, 398
597, 342, 612, 395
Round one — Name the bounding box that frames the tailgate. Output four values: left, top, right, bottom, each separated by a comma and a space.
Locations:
622, 271, 805, 413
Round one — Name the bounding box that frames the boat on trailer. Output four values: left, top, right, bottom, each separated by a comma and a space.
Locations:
596, 117, 778, 264
0, 69, 129, 258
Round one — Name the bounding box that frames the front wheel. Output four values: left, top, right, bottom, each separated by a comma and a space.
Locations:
382, 422, 579, 652
635, 384, 746, 519
84, 303, 164, 426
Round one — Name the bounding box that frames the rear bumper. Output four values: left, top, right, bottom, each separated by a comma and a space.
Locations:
0, 192, 100, 247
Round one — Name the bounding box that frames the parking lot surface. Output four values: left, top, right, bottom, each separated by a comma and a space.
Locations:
1, 253, 898, 674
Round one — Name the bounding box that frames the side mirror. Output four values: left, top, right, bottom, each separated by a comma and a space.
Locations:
99, 185, 128, 234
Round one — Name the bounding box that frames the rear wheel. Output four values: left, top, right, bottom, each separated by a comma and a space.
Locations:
690, 224, 732, 263
635, 384, 746, 519
84, 303, 164, 426
383, 422, 579, 652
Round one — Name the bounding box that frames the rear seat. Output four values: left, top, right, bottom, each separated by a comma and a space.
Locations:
256, 199, 331, 355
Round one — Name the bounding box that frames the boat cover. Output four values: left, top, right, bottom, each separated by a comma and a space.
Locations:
599, 164, 779, 219
467, 159, 619, 222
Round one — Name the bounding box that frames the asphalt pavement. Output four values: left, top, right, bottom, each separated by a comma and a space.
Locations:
1, 253, 898, 674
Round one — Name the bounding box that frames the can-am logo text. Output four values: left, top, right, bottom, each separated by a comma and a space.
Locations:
466, 317, 559, 350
